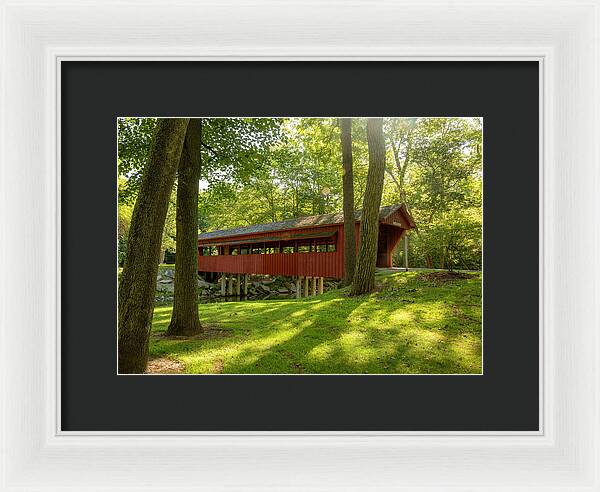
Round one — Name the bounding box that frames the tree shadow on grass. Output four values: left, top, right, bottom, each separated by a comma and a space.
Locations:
149, 276, 482, 374
211, 296, 479, 374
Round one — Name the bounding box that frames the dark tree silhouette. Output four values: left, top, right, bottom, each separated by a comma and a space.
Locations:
118, 118, 189, 373
350, 118, 386, 296
340, 118, 356, 286
167, 119, 204, 336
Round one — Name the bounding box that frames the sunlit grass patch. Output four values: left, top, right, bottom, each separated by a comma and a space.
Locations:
148, 270, 482, 374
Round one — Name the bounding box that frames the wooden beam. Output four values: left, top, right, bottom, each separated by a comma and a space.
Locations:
296, 277, 301, 299
304, 276, 309, 298
312, 276, 316, 296
227, 276, 233, 296
243, 274, 249, 296
318, 277, 324, 295
236, 274, 241, 296
220, 274, 226, 296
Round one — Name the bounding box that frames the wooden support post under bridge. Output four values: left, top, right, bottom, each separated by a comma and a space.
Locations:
296, 277, 301, 299
227, 276, 233, 296
318, 277, 324, 295
311, 276, 317, 297
220, 274, 226, 296
243, 274, 248, 297
304, 276, 310, 298
236, 274, 241, 296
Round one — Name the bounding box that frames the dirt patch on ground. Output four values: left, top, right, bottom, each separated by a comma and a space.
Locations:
212, 359, 224, 374
146, 357, 185, 374
153, 325, 233, 341
417, 271, 474, 283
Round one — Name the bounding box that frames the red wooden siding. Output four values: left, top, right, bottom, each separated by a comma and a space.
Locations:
376, 224, 406, 268
198, 224, 344, 278
197, 204, 415, 279
198, 251, 343, 278
377, 205, 414, 267
380, 207, 413, 228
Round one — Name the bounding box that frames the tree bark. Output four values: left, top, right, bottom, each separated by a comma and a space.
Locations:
340, 118, 356, 286
167, 119, 204, 336
118, 118, 189, 373
350, 118, 386, 296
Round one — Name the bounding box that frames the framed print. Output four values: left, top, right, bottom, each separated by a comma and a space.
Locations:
1, 1, 599, 490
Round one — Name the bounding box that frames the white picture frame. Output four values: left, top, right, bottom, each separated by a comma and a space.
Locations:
1, 0, 598, 490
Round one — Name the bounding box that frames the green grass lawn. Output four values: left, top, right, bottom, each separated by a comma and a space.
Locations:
149, 270, 482, 374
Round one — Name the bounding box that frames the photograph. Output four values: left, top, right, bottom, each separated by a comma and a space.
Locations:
117, 117, 483, 375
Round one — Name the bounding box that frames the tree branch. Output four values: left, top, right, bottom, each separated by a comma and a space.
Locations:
201, 141, 220, 159
385, 166, 401, 191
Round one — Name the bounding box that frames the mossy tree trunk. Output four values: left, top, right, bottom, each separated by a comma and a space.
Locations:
118, 118, 190, 373
350, 118, 386, 296
167, 119, 203, 336
340, 118, 356, 286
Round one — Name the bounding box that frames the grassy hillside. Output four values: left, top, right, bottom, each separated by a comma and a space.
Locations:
148, 270, 482, 374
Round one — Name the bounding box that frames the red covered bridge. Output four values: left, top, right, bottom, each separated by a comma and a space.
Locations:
198, 204, 415, 294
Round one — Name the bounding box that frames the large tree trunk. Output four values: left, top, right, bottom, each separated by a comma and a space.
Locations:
340, 118, 356, 286
118, 118, 189, 373
350, 118, 386, 296
167, 119, 203, 336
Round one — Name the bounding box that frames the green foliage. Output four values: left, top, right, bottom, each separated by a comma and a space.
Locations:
118, 116, 283, 204
119, 117, 284, 251
400, 209, 482, 271
117, 178, 133, 265
384, 117, 482, 270
119, 116, 483, 270
148, 270, 482, 374
198, 118, 346, 228
199, 118, 283, 183
406, 118, 482, 215
161, 189, 177, 256
118, 117, 157, 204
117, 176, 176, 263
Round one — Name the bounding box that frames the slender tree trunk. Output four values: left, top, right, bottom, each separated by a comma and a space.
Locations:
350, 118, 386, 296
118, 118, 189, 373
167, 119, 203, 336
340, 118, 356, 286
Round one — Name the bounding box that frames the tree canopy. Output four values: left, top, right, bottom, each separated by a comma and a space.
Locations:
118, 117, 483, 270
